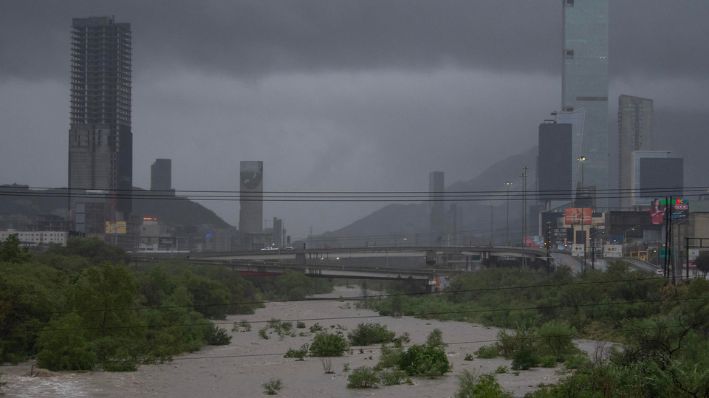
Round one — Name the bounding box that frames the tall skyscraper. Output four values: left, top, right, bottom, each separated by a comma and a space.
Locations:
428, 171, 445, 243
239, 161, 264, 234
618, 95, 654, 208
538, 122, 573, 202
68, 16, 132, 221
562, 0, 609, 208
150, 159, 173, 192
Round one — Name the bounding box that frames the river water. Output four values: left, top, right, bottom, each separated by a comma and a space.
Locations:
2, 287, 606, 397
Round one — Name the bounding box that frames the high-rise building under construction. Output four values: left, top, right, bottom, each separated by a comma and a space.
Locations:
68, 16, 132, 226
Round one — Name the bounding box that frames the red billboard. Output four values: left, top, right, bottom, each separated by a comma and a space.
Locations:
564, 208, 592, 226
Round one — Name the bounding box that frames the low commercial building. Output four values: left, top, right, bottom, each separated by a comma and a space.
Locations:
0, 230, 68, 247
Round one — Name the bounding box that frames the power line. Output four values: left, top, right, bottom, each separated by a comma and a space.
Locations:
0, 186, 703, 202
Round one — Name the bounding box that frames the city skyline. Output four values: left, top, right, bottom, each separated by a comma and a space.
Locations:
1, 2, 708, 237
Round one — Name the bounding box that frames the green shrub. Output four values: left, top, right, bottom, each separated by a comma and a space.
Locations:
476, 345, 499, 359
497, 329, 532, 359
258, 327, 269, 340
455, 371, 511, 398
309, 323, 324, 333
262, 378, 282, 395
536, 321, 576, 360
464, 353, 474, 361
309, 332, 349, 357
377, 345, 404, 370
495, 365, 508, 374
348, 323, 395, 346
426, 328, 446, 348
563, 353, 591, 370
205, 325, 231, 345
36, 314, 96, 371
379, 368, 410, 386
539, 355, 557, 368
398, 344, 450, 378
347, 366, 379, 389
511, 347, 538, 370
284, 344, 309, 360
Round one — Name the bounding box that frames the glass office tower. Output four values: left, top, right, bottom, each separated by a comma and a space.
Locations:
562, 0, 609, 208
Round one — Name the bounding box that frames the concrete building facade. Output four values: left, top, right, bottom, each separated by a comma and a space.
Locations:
0, 230, 69, 247
538, 122, 573, 202
68, 16, 133, 223
618, 95, 654, 209
150, 159, 173, 192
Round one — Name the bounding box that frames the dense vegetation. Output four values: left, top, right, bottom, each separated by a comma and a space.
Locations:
369, 263, 709, 396
0, 237, 332, 371
346, 329, 450, 389
372, 264, 668, 339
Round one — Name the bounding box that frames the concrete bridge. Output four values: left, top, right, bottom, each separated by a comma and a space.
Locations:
132, 245, 549, 291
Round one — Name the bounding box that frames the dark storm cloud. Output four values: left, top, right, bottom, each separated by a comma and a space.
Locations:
1, 0, 708, 81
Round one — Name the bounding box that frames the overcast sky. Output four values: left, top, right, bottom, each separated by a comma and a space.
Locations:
1, 1, 708, 238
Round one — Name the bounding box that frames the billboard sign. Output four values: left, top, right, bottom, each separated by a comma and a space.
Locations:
104, 221, 127, 234
649, 198, 689, 224
564, 208, 592, 226
603, 244, 623, 258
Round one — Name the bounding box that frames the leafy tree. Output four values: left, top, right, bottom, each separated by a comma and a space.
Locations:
48, 237, 128, 264
37, 313, 96, 370
398, 344, 450, 378
0, 235, 30, 263
204, 324, 231, 345
181, 272, 231, 319
536, 321, 576, 361
348, 323, 395, 346
0, 263, 61, 362
309, 332, 349, 357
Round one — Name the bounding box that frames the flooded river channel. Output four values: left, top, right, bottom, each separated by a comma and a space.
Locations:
3, 287, 605, 397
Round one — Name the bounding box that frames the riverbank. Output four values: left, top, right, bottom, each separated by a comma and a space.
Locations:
2, 286, 606, 397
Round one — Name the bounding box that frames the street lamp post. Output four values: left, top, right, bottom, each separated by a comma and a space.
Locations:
505, 181, 512, 246
576, 156, 587, 272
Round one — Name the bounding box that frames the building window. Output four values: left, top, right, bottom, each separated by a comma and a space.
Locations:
565, 49, 575, 59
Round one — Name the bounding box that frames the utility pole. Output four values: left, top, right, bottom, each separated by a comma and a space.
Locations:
545, 221, 552, 272
505, 181, 512, 246
489, 203, 494, 246
521, 167, 528, 267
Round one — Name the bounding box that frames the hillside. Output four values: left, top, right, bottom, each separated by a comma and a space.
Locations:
313, 147, 537, 247
0, 186, 230, 229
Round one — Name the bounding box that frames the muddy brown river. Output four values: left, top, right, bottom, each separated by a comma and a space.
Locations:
2, 287, 606, 397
